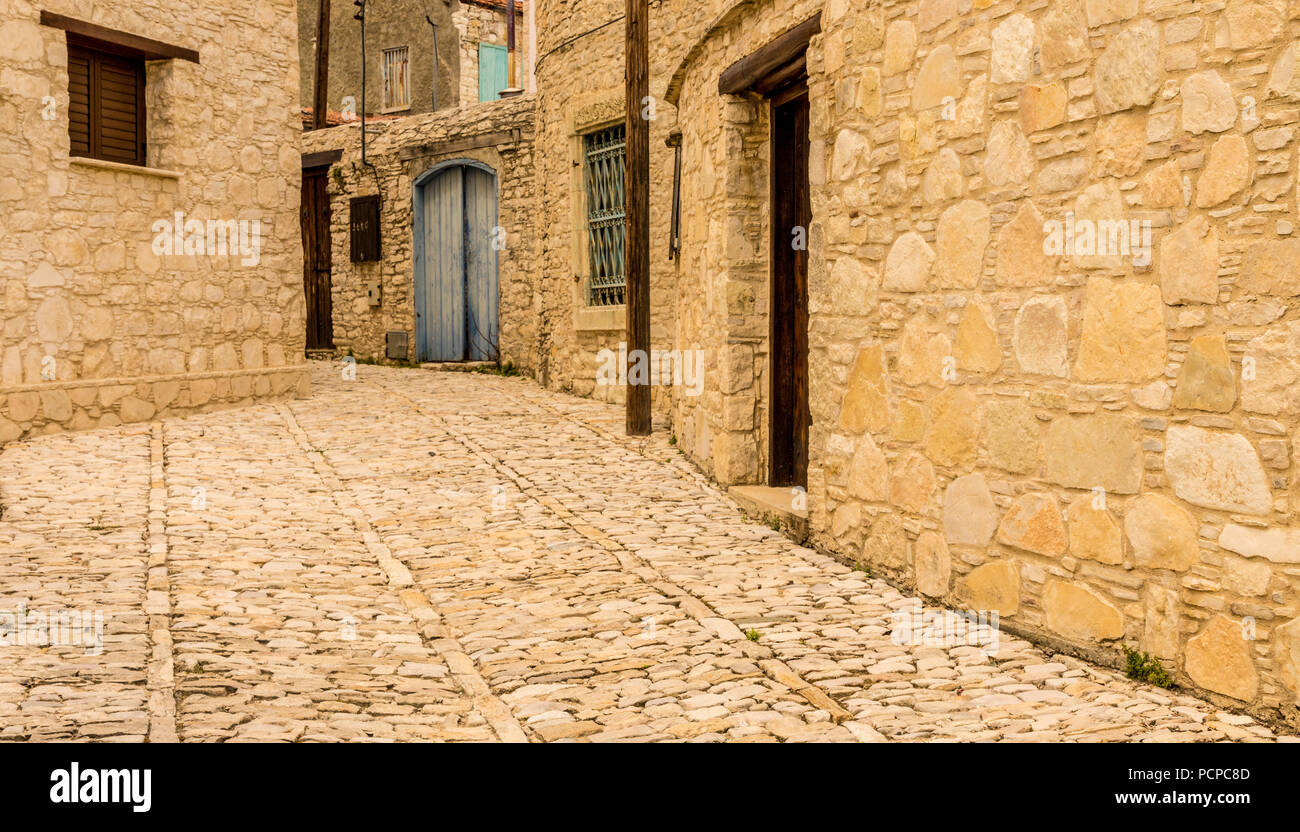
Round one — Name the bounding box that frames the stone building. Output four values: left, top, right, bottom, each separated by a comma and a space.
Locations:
299, 97, 537, 367
0, 1, 309, 442
527, 0, 1300, 728
297, 0, 532, 119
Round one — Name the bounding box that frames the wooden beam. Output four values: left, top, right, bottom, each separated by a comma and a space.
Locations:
39, 11, 200, 63
625, 0, 651, 436
313, 0, 331, 130
302, 149, 343, 169
717, 13, 820, 95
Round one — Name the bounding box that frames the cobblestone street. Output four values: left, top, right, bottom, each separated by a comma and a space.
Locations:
0, 365, 1286, 742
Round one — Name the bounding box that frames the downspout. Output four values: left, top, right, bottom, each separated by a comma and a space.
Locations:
425, 16, 439, 111
353, 0, 382, 211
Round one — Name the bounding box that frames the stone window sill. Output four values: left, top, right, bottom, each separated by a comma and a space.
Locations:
70, 156, 182, 180
574, 305, 625, 332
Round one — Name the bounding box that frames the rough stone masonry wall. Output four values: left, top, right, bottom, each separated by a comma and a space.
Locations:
786, 0, 1300, 727
455, 1, 531, 105
0, 0, 309, 445
300, 96, 537, 369
533, 0, 703, 406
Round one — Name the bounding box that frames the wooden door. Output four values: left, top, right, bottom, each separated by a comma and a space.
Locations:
301, 168, 334, 351
479, 43, 508, 102
416, 165, 499, 362
769, 85, 810, 488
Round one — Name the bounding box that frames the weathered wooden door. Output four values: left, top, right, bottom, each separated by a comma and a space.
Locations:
415, 164, 499, 362
770, 85, 810, 488
301, 167, 334, 350
479, 43, 508, 102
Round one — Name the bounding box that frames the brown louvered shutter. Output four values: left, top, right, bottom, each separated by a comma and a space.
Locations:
67, 41, 145, 165
67, 46, 91, 156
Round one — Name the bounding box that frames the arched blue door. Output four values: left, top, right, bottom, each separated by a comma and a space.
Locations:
414, 163, 499, 362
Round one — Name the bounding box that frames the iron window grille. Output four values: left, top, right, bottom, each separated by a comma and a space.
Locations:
583, 125, 627, 307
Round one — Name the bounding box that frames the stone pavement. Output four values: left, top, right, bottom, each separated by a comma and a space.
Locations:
0, 364, 1288, 742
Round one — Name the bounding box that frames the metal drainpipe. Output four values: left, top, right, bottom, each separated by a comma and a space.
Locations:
426, 16, 439, 111
353, 0, 382, 214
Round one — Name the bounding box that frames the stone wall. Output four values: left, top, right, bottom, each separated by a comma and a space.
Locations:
664, 0, 1300, 727
454, 0, 531, 105
531, 0, 687, 405
300, 96, 537, 369
0, 0, 309, 445
297, 0, 461, 116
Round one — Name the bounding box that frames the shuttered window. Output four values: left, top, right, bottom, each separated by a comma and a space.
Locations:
68, 41, 146, 166
382, 46, 410, 111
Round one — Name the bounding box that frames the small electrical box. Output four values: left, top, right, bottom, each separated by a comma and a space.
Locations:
367, 280, 382, 307
386, 331, 409, 361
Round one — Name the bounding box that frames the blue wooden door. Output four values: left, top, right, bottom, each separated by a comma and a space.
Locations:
479, 43, 508, 102
415, 165, 498, 362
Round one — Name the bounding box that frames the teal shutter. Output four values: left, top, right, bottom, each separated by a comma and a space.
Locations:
478, 43, 508, 102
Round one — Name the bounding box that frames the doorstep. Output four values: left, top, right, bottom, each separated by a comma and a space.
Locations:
728, 485, 809, 543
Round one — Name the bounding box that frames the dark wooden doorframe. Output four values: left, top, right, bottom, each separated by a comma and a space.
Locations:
301, 166, 334, 351
769, 80, 810, 488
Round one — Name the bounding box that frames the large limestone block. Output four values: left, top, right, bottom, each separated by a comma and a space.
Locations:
832, 129, 871, 181
914, 531, 952, 597
1124, 493, 1199, 571
848, 434, 890, 501
1184, 614, 1259, 701
817, 255, 879, 316
35, 297, 73, 344
1172, 335, 1236, 412
897, 313, 950, 387
954, 300, 1001, 374
839, 343, 891, 434
883, 231, 935, 292
1093, 19, 1161, 114
1044, 580, 1124, 641
922, 148, 964, 204
1223, 0, 1286, 50
1085, 0, 1137, 26
995, 201, 1056, 287
1181, 71, 1237, 134
912, 44, 961, 110
1274, 616, 1300, 704
1019, 83, 1067, 133
1238, 238, 1300, 297
1143, 584, 1181, 659
1069, 183, 1129, 270
1044, 413, 1143, 494
1143, 159, 1184, 208
919, 0, 971, 31
984, 120, 1034, 188
890, 452, 936, 512
935, 200, 990, 288
1040, 0, 1091, 70
990, 14, 1034, 84
1067, 496, 1123, 564
883, 19, 917, 75
1164, 425, 1271, 515
862, 512, 908, 571
1012, 296, 1068, 377
996, 492, 1067, 556
1159, 216, 1219, 304
943, 473, 998, 545
960, 560, 1020, 616
1072, 277, 1166, 383
1223, 555, 1272, 596
1195, 134, 1251, 207
1217, 524, 1300, 563
924, 387, 981, 467
1092, 112, 1146, 179
1241, 320, 1300, 414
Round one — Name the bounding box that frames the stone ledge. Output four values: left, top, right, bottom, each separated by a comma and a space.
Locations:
0, 364, 313, 395
68, 156, 182, 179
729, 485, 810, 543
575, 305, 626, 332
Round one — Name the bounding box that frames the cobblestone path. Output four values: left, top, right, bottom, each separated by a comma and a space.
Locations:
0, 365, 1286, 742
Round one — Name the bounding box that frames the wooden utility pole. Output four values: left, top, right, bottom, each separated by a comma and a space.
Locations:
313, 0, 330, 129
625, 0, 651, 435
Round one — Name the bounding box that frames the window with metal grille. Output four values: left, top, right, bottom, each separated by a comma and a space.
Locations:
583, 125, 626, 307
68, 41, 146, 166
382, 46, 410, 111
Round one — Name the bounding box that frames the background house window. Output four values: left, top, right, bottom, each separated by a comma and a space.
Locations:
583, 125, 626, 307
382, 46, 410, 111
68, 41, 146, 166
478, 43, 507, 102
